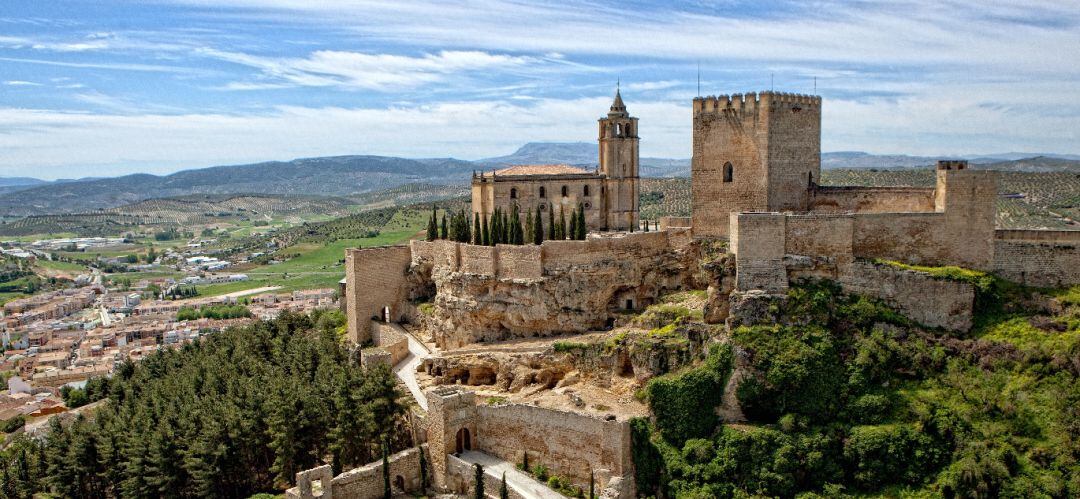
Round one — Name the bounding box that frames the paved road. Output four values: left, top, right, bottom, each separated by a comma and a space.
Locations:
458, 450, 564, 499
389, 323, 430, 410
221, 286, 282, 299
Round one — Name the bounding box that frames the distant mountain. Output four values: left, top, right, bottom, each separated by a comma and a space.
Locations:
0, 177, 46, 187
0, 155, 475, 216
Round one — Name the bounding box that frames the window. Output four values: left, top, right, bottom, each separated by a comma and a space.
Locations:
539, 186, 546, 198
583, 185, 590, 196
624, 124, 631, 136
584, 201, 591, 209
561, 185, 568, 197
510, 187, 517, 199
723, 162, 733, 183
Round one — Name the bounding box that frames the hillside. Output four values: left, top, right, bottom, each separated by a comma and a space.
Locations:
0, 155, 475, 216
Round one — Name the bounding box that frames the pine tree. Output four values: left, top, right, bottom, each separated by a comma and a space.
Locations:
440, 214, 448, 239
547, 205, 556, 240
576, 203, 587, 240
533, 208, 544, 245
474, 213, 482, 245
426, 208, 438, 241
500, 472, 509, 499
482, 214, 490, 246
474, 463, 485, 499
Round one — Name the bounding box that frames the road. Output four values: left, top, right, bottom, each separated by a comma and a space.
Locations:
458, 450, 565, 499
388, 323, 431, 410
220, 286, 282, 299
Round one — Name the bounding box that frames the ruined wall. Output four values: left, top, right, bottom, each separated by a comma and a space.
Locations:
346, 246, 413, 344
372, 323, 409, 365
810, 186, 935, 213
839, 261, 975, 331
993, 230, 1080, 288
475, 403, 632, 490
286, 446, 424, 499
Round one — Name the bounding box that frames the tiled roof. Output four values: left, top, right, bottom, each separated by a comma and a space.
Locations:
493, 164, 592, 176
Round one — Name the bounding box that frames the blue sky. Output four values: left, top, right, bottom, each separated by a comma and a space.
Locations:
1, 0, 1079, 179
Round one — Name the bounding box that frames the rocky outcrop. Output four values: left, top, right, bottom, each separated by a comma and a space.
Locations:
421, 243, 702, 348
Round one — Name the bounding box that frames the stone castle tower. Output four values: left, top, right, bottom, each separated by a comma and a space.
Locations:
598, 89, 640, 231
690, 92, 822, 237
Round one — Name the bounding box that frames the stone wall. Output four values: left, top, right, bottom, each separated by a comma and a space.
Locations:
810, 186, 935, 213
730, 213, 788, 293
286, 446, 425, 499
372, 323, 409, 365
426, 387, 632, 498
345, 246, 413, 344
992, 230, 1080, 288
839, 261, 975, 331
445, 454, 527, 499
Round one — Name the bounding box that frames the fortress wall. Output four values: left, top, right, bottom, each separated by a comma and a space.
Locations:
993, 239, 1080, 288
475, 403, 631, 489
731, 212, 787, 293
840, 261, 975, 331
996, 229, 1080, 243
372, 322, 409, 365
287, 447, 424, 499
345, 246, 412, 344
850, 212, 970, 267
541, 231, 670, 272
810, 186, 935, 214
495, 244, 543, 280
783, 214, 854, 260
666, 227, 694, 250
658, 216, 692, 230
460, 244, 497, 275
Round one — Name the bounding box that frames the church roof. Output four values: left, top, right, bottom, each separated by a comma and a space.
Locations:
493, 164, 593, 176
608, 88, 628, 118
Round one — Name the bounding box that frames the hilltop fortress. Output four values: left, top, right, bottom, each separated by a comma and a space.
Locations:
293, 90, 1080, 499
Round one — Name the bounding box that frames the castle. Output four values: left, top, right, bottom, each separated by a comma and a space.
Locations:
471, 90, 640, 232
295, 89, 1080, 499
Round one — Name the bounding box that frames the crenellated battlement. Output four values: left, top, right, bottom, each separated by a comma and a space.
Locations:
693, 91, 821, 116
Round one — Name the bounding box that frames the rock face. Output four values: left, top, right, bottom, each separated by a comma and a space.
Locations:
418, 240, 702, 348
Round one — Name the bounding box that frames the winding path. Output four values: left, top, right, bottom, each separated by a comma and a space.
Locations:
386, 323, 431, 410
458, 450, 565, 499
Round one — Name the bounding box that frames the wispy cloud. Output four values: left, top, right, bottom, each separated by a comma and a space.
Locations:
0, 56, 192, 73
3, 80, 41, 86
199, 48, 545, 91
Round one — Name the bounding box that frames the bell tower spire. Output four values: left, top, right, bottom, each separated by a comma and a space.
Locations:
598, 86, 639, 231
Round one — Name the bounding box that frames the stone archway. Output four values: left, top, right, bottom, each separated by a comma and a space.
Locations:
455, 427, 472, 453
394, 475, 405, 491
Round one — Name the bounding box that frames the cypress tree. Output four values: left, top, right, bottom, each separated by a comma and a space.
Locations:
500, 472, 509, 499
643, 218, 650, 232
568, 206, 578, 241
482, 214, 490, 246
525, 208, 535, 244
491, 208, 502, 245
511, 205, 524, 245
426, 208, 438, 241
576, 203, 587, 240
474, 463, 484, 499
547, 205, 556, 240
522, 450, 529, 471
533, 208, 544, 245
440, 214, 448, 239
382, 439, 391, 499
502, 211, 510, 244
474, 213, 483, 245
419, 446, 429, 491
461, 209, 471, 243
589, 471, 595, 499
558, 206, 567, 240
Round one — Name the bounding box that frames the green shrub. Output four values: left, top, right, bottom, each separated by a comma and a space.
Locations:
552, 341, 589, 353
644, 343, 734, 446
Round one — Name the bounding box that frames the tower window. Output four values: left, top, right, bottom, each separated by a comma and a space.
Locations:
510, 187, 517, 199
624, 124, 631, 136
539, 186, 546, 198
723, 162, 734, 183
583, 185, 590, 196
561, 185, 568, 197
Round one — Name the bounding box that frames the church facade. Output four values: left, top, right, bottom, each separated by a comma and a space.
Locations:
471, 90, 640, 232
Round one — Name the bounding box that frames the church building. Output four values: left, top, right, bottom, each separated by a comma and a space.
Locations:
471, 90, 640, 232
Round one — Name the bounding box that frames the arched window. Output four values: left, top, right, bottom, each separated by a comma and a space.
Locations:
561, 185, 568, 197
583, 185, 590, 196
510, 187, 517, 199
624, 123, 631, 136
539, 186, 546, 198
723, 162, 734, 183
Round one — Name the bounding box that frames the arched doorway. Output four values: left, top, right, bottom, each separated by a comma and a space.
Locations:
455, 427, 472, 453
394, 475, 405, 491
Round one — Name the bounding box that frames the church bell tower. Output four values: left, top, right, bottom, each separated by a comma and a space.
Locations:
598, 88, 640, 231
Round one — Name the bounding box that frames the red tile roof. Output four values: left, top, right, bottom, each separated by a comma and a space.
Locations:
493, 164, 592, 176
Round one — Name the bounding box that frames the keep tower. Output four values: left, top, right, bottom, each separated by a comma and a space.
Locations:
690, 91, 821, 237
598, 89, 640, 231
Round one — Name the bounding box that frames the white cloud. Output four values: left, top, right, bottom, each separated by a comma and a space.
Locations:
199, 48, 543, 91
3, 80, 41, 86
